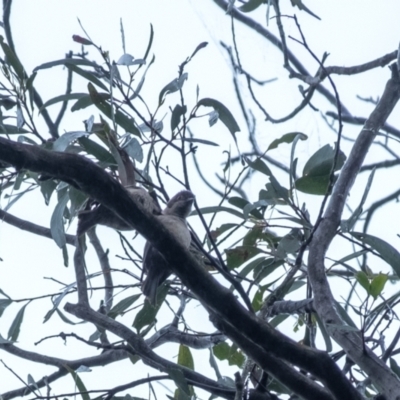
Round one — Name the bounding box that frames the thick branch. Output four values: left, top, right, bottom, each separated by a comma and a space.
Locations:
307, 72, 400, 399
64, 303, 235, 399
0, 209, 76, 245
0, 138, 359, 397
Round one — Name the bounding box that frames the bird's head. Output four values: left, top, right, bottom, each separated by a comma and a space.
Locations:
164, 190, 195, 218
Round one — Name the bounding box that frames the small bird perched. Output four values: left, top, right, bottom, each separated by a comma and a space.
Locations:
77, 187, 161, 236
142, 190, 195, 305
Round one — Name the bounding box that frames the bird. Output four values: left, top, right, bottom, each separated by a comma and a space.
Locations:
142, 190, 195, 305
77, 187, 161, 236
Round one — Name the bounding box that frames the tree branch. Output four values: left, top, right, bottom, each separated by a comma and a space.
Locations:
0, 137, 363, 399
307, 70, 400, 399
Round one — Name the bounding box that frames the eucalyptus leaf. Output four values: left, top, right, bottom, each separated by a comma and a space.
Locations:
303, 144, 346, 177
87, 83, 141, 137
0, 299, 12, 318
239, 0, 265, 12
33, 58, 98, 72
71, 93, 110, 112
178, 345, 194, 370
171, 104, 187, 131
50, 189, 69, 248
159, 73, 188, 104
350, 232, 400, 278
66, 64, 108, 91
65, 366, 90, 400
197, 98, 240, 139
40, 93, 87, 112
133, 285, 168, 331
8, 303, 27, 341
122, 137, 143, 162
53, 131, 88, 152
268, 132, 307, 151
0, 35, 26, 80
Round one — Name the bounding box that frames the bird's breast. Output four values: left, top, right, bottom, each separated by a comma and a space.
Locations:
158, 215, 191, 248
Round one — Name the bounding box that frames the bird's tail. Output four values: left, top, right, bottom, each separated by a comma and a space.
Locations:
77, 210, 96, 236
142, 278, 159, 306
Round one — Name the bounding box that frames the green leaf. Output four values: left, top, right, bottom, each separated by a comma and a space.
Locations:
69, 186, 87, 219
390, 358, 400, 379
314, 313, 332, 352
252, 290, 264, 312
350, 232, 400, 278
0, 334, 13, 344
143, 24, 154, 62
159, 73, 188, 104
355, 271, 370, 293
210, 223, 237, 241
62, 244, 69, 267
243, 225, 265, 246
122, 137, 143, 163
208, 348, 222, 380
65, 365, 91, 400
269, 314, 289, 328
108, 294, 141, 319
213, 342, 245, 367
341, 167, 376, 232
303, 144, 346, 177
71, 93, 111, 112
333, 301, 358, 329
171, 104, 187, 131
78, 137, 115, 164
254, 259, 284, 283
330, 250, 368, 269
178, 345, 194, 370
213, 342, 230, 360
0, 124, 30, 134
133, 285, 168, 332
276, 229, 302, 259
228, 347, 245, 367
246, 158, 289, 201
166, 368, 190, 396
8, 303, 28, 341
39, 178, 57, 206
50, 189, 69, 248
295, 174, 333, 195
26, 72, 37, 110
0, 35, 25, 80
268, 132, 308, 151
229, 196, 263, 219
239, 0, 265, 12
0, 299, 12, 317
53, 131, 88, 152
197, 98, 240, 139
87, 83, 141, 137
67, 64, 108, 91
39, 93, 87, 112
130, 54, 155, 100
0, 96, 17, 110
33, 58, 98, 72
370, 273, 388, 300
290, 0, 321, 20
55, 308, 76, 325
226, 246, 262, 269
